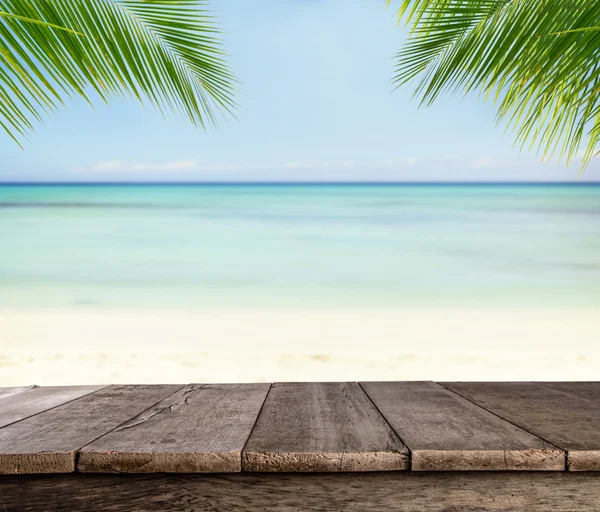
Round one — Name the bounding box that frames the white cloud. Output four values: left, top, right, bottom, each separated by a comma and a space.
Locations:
89, 160, 252, 173
283, 160, 357, 169
377, 159, 406, 168
406, 157, 423, 167
89, 158, 436, 174
471, 157, 496, 169
442, 153, 460, 161
92, 160, 125, 171
79, 154, 600, 181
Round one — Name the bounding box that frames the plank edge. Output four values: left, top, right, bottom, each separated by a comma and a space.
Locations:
242, 450, 410, 472
0, 452, 75, 475
77, 450, 242, 473
567, 450, 600, 472
411, 449, 565, 471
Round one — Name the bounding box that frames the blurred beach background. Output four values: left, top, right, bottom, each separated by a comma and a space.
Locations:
2, 182, 599, 385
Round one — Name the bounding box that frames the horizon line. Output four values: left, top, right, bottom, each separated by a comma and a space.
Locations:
0, 181, 599, 186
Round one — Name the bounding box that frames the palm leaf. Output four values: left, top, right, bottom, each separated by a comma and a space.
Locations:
388, 0, 600, 171
0, 11, 85, 34
0, 0, 236, 147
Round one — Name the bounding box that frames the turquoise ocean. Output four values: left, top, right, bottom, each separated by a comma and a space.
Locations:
1, 183, 599, 309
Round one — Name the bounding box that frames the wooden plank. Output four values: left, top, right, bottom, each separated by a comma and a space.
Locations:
2, 472, 600, 512
78, 383, 271, 473
242, 382, 409, 472
0, 385, 106, 429
442, 382, 600, 471
539, 382, 600, 403
0, 384, 182, 474
0, 385, 36, 400
361, 381, 563, 471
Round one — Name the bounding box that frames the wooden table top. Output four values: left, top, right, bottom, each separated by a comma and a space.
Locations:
1, 381, 599, 475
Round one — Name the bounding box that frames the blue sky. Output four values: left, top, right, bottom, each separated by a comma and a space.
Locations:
1, 0, 598, 182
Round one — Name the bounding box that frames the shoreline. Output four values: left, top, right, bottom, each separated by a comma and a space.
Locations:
2, 307, 599, 385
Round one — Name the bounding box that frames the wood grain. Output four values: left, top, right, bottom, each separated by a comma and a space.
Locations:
0, 385, 182, 474
539, 382, 600, 403
78, 383, 270, 473
361, 381, 563, 471
0, 385, 105, 429
0, 385, 36, 400
442, 382, 600, 471
2, 472, 600, 511
243, 382, 409, 472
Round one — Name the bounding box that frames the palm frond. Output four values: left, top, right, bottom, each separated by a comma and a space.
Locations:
389, 0, 600, 171
0, 11, 85, 34
0, 0, 236, 146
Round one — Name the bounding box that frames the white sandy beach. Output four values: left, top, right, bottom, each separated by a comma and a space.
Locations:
2, 308, 599, 385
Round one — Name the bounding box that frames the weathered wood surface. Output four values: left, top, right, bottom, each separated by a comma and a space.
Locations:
443, 382, 600, 471
361, 381, 564, 471
2, 381, 600, 476
78, 383, 270, 473
0, 385, 182, 474
0, 385, 36, 400
539, 382, 600, 403
2, 472, 600, 512
0, 385, 105, 429
243, 382, 409, 472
